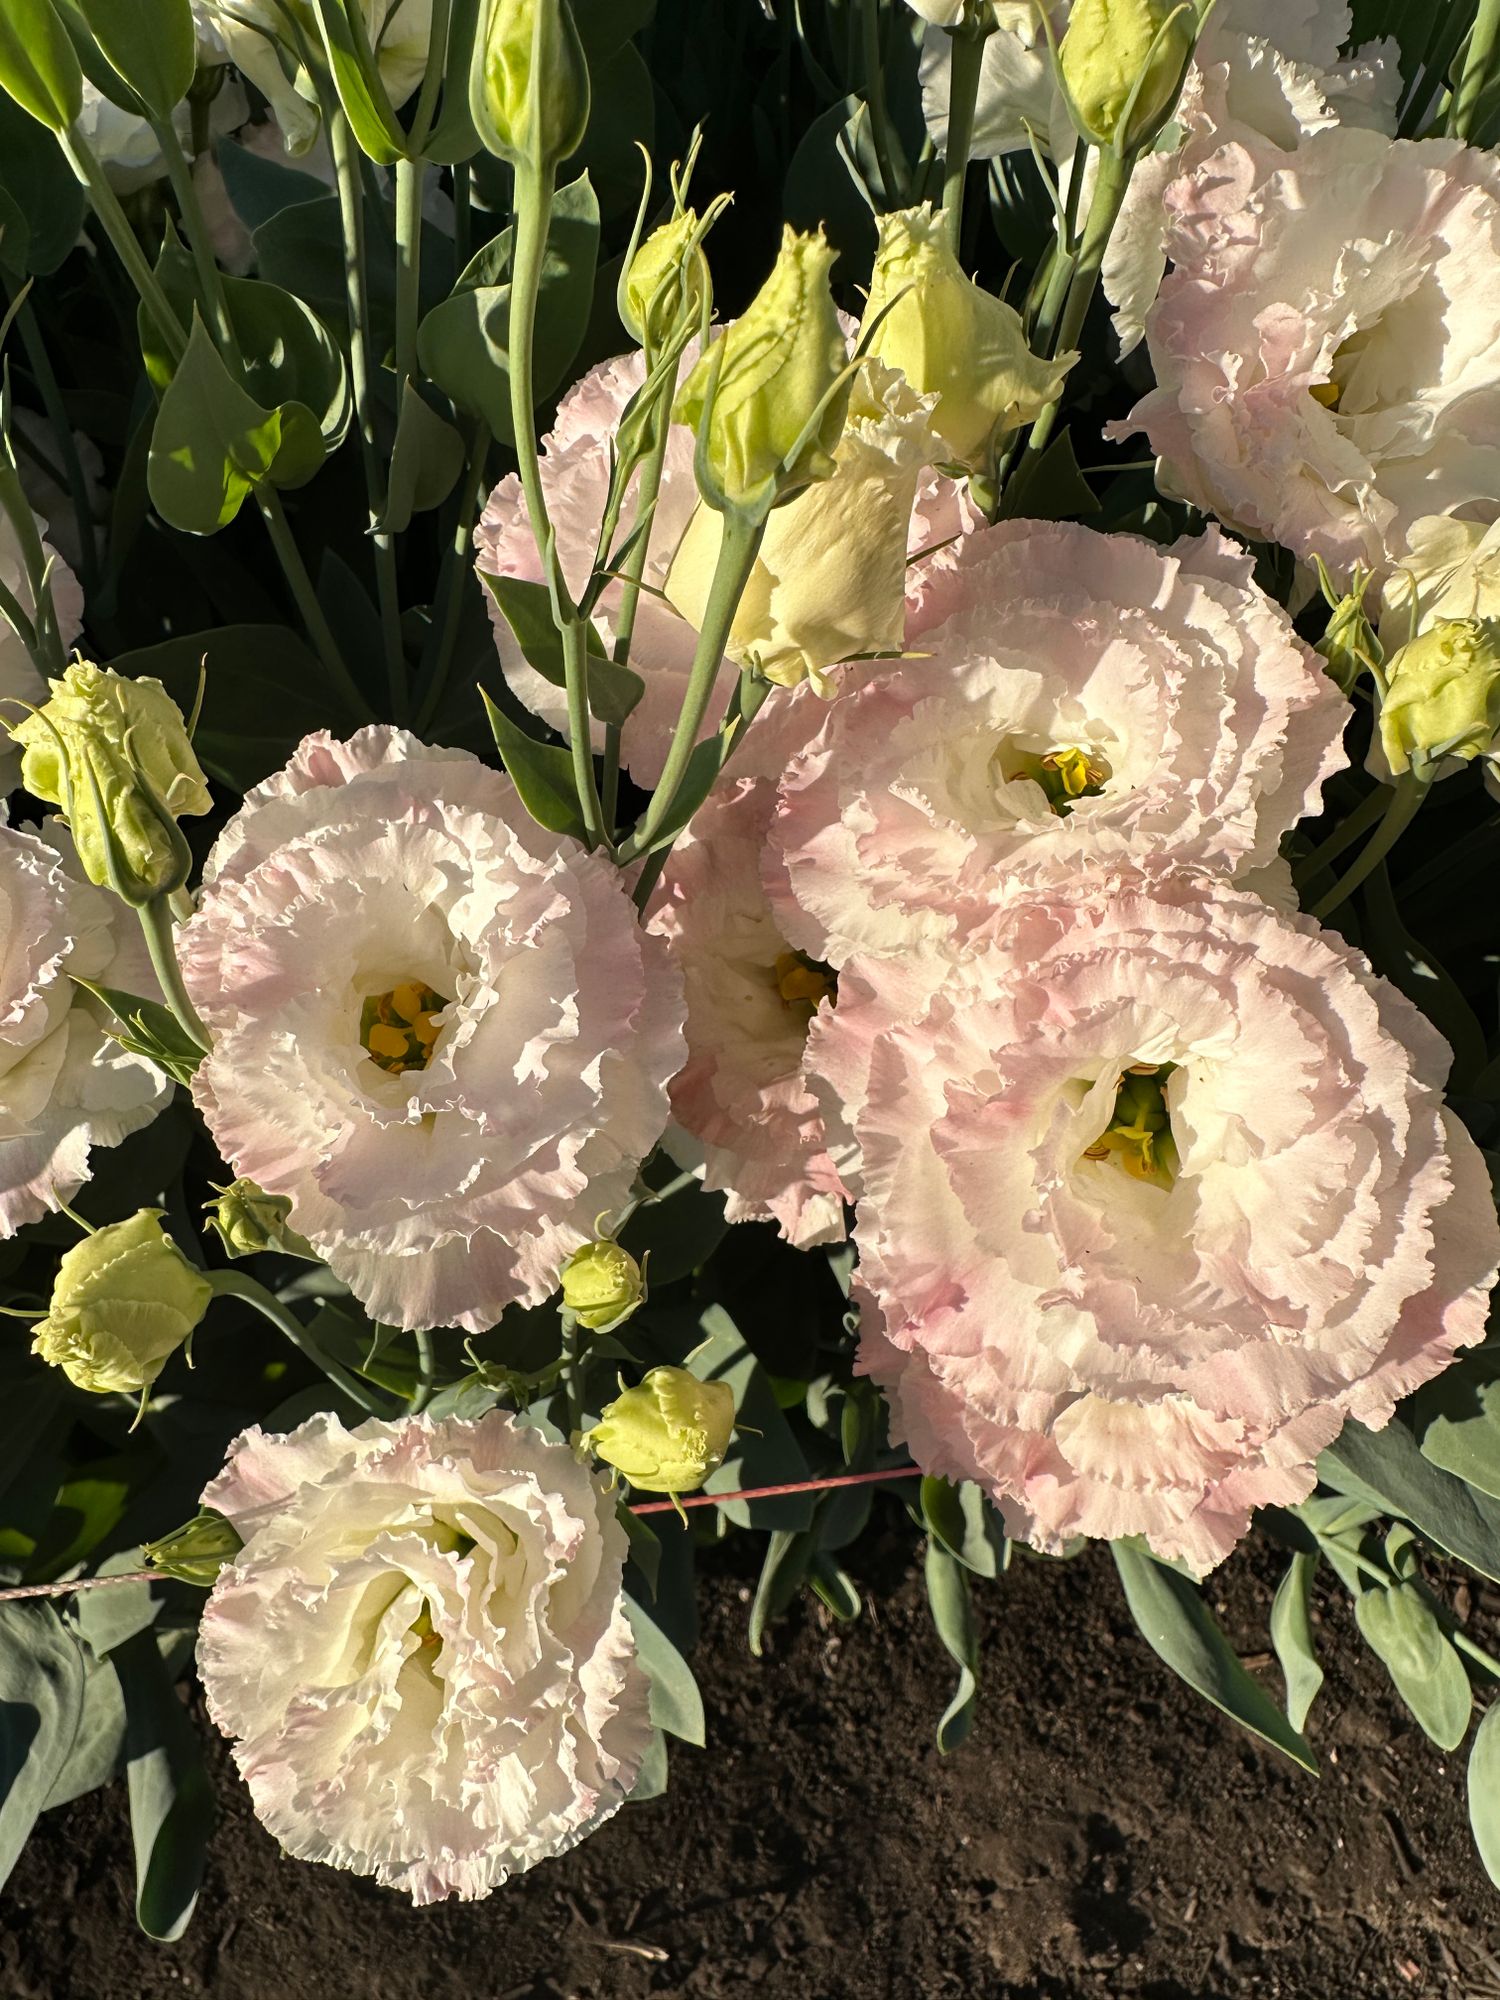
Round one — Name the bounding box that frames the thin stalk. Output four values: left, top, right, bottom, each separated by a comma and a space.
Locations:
414, 418, 491, 733
618, 509, 764, 864
60, 130, 185, 364
1451, 0, 1500, 139
255, 489, 375, 720
508, 160, 607, 849
404, 0, 451, 154
1309, 775, 1428, 921
9, 290, 99, 597
410, 1325, 435, 1413
599, 399, 675, 834
137, 896, 211, 1052
1454, 1629, 1500, 1682
394, 156, 423, 393
942, 26, 985, 253
328, 110, 406, 714
1003, 149, 1130, 494
1291, 782, 1391, 890
859, 0, 899, 204
207, 1269, 394, 1417
631, 1465, 923, 1517
560, 1310, 584, 1436
453, 162, 472, 269
150, 112, 235, 355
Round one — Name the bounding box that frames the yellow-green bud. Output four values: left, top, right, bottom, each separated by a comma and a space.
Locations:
30, 1210, 212, 1396
1058, 0, 1195, 152
470, 0, 590, 168
9, 662, 210, 899
205, 1179, 315, 1261
560, 1239, 644, 1332
1315, 564, 1380, 696
860, 205, 1076, 473
621, 211, 710, 352
675, 225, 850, 514
1378, 618, 1500, 779
144, 1509, 242, 1587
583, 1367, 735, 1494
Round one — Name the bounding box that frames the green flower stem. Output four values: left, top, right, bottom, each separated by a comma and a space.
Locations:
415, 418, 492, 734
1451, 0, 1500, 139
1005, 149, 1131, 485
60, 129, 185, 366
941, 25, 986, 253
0, 454, 63, 671
508, 160, 607, 851
328, 110, 406, 716
1454, 1628, 1500, 1683
618, 508, 765, 866
7, 286, 99, 599
394, 155, 423, 397
1309, 774, 1428, 922
254, 488, 375, 722
599, 396, 676, 834
560, 1308, 584, 1438
149, 111, 236, 358
860, 0, 900, 205
137, 897, 211, 1054
1291, 783, 1392, 891
453, 162, 472, 268
404, 0, 451, 155
206, 1269, 394, 1418
410, 1324, 435, 1413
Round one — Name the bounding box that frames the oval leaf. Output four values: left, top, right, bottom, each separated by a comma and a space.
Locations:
1112, 1540, 1318, 1773
76, 0, 194, 119
1269, 1551, 1325, 1734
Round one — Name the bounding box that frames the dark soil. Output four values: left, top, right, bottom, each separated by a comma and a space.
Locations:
7, 1521, 1500, 2000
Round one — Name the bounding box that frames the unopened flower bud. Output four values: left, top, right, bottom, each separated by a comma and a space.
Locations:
583, 1366, 735, 1494
1378, 618, 1500, 780
621, 211, 710, 352
471, 0, 590, 169
30, 1210, 212, 1396
205, 1179, 315, 1261
9, 662, 210, 900
675, 225, 850, 514
560, 1239, 644, 1331
1059, 0, 1195, 153
144, 1509, 242, 1587
861, 205, 1075, 472
1314, 561, 1380, 695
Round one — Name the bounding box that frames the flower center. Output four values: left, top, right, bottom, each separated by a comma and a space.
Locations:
773, 949, 836, 1020
359, 980, 449, 1075
1082, 1062, 1178, 1188
1311, 329, 1374, 414
998, 744, 1111, 816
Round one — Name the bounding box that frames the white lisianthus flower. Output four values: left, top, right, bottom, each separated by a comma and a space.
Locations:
816, 873, 1500, 1576
180, 728, 685, 1333
198, 1409, 651, 1904
1113, 129, 1500, 586
474, 347, 973, 782
647, 702, 855, 1247
0, 824, 172, 1236
768, 521, 1349, 967
203, 0, 433, 153
0, 508, 81, 797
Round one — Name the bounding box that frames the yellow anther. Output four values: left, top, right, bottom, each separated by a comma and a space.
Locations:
1309, 381, 1341, 410
367, 1024, 410, 1063
774, 950, 835, 1012
390, 982, 429, 1024
360, 981, 451, 1076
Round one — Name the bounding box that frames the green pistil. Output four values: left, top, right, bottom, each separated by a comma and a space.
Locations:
1082, 1062, 1179, 1188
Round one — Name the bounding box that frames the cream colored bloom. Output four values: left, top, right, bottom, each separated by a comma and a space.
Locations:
664, 356, 936, 691
0, 824, 172, 1236
31, 1209, 211, 1395
1376, 620, 1500, 784
198, 1410, 651, 1903
860, 206, 1073, 472
202, 0, 434, 152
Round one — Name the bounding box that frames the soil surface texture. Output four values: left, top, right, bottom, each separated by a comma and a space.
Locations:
7, 1521, 1500, 2000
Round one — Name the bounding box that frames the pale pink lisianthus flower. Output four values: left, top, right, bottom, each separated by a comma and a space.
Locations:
0, 822, 172, 1234
473, 348, 972, 782
816, 872, 1499, 1575
768, 520, 1349, 968
181, 728, 685, 1333
1114, 129, 1500, 586
198, 1409, 651, 1904
647, 752, 854, 1248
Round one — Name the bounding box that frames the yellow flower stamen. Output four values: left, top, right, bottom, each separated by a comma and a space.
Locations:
1000, 745, 1111, 817
1081, 1062, 1179, 1189
360, 981, 450, 1076
773, 950, 836, 1015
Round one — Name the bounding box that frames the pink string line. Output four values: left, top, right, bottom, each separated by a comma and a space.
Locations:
0, 1468, 922, 1601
